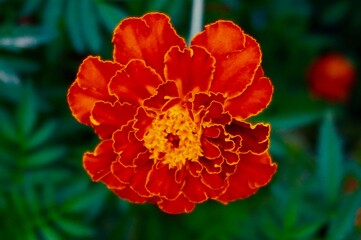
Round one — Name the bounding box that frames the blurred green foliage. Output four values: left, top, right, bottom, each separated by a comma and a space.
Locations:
0, 0, 360, 239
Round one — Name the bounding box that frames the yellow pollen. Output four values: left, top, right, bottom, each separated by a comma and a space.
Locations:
143, 105, 203, 169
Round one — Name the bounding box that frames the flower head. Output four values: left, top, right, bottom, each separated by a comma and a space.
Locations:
307, 53, 355, 102
67, 12, 277, 214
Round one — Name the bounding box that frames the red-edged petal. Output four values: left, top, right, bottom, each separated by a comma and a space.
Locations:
201, 137, 221, 159
164, 46, 215, 97
111, 186, 149, 203
113, 13, 186, 76
133, 107, 155, 140
182, 174, 209, 203
143, 80, 180, 110
226, 74, 273, 120
241, 152, 277, 189
216, 152, 277, 203
112, 122, 145, 166
210, 35, 262, 98
109, 60, 163, 105
67, 56, 122, 125
129, 152, 154, 197
191, 21, 246, 57
111, 161, 135, 184
146, 162, 183, 200
83, 140, 121, 189
226, 121, 270, 154
90, 101, 137, 139
158, 193, 195, 214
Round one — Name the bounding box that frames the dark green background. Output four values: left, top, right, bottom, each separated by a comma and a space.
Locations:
1, 0, 360, 239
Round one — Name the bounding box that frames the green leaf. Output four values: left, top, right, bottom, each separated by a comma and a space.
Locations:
62, 184, 107, 214
21, 0, 43, 16
55, 218, 94, 237
267, 111, 323, 130
42, 0, 65, 32
0, 26, 53, 51
17, 82, 37, 138
65, 0, 85, 53
327, 190, 361, 239
0, 108, 17, 142
289, 220, 325, 239
27, 120, 57, 149
97, 2, 128, 32
25, 146, 67, 167
80, 0, 102, 53
317, 112, 343, 206
0, 59, 20, 84
39, 226, 62, 240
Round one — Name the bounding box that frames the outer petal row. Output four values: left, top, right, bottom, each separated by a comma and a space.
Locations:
113, 12, 186, 76
192, 21, 262, 98
67, 56, 122, 125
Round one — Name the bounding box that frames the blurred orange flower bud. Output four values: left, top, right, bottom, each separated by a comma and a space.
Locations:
307, 53, 355, 102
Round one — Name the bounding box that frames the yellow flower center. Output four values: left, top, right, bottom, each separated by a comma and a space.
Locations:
143, 105, 203, 169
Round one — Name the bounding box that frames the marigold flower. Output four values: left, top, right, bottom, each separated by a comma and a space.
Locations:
67, 12, 277, 214
307, 53, 355, 102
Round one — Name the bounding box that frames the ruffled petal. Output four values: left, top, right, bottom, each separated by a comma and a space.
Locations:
226, 121, 270, 154
83, 140, 122, 189
146, 162, 183, 200
111, 161, 135, 184
112, 122, 145, 165
210, 35, 262, 98
216, 152, 277, 203
129, 152, 154, 198
158, 193, 195, 214
143, 81, 180, 110
67, 56, 122, 125
225, 74, 273, 120
90, 101, 137, 139
109, 60, 163, 105
113, 12, 186, 76
182, 174, 209, 203
191, 21, 246, 57
241, 152, 277, 189
112, 186, 149, 203
164, 46, 215, 97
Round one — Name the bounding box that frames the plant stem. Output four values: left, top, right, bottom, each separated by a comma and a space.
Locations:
188, 0, 204, 44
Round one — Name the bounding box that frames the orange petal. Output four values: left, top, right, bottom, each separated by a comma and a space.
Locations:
216, 152, 277, 203
226, 121, 270, 154
83, 140, 122, 189
112, 122, 145, 165
113, 13, 186, 76
143, 80, 180, 110
91, 101, 137, 140
191, 21, 246, 57
225, 75, 273, 120
210, 35, 262, 98
109, 60, 163, 105
164, 46, 215, 96
133, 107, 155, 140
67, 56, 122, 125
158, 193, 195, 214
146, 162, 183, 200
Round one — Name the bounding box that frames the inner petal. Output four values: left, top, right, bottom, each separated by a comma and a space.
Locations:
143, 105, 203, 169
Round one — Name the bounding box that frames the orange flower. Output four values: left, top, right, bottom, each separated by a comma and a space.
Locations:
67, 13, 277, 214
307, 53, 355, 102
